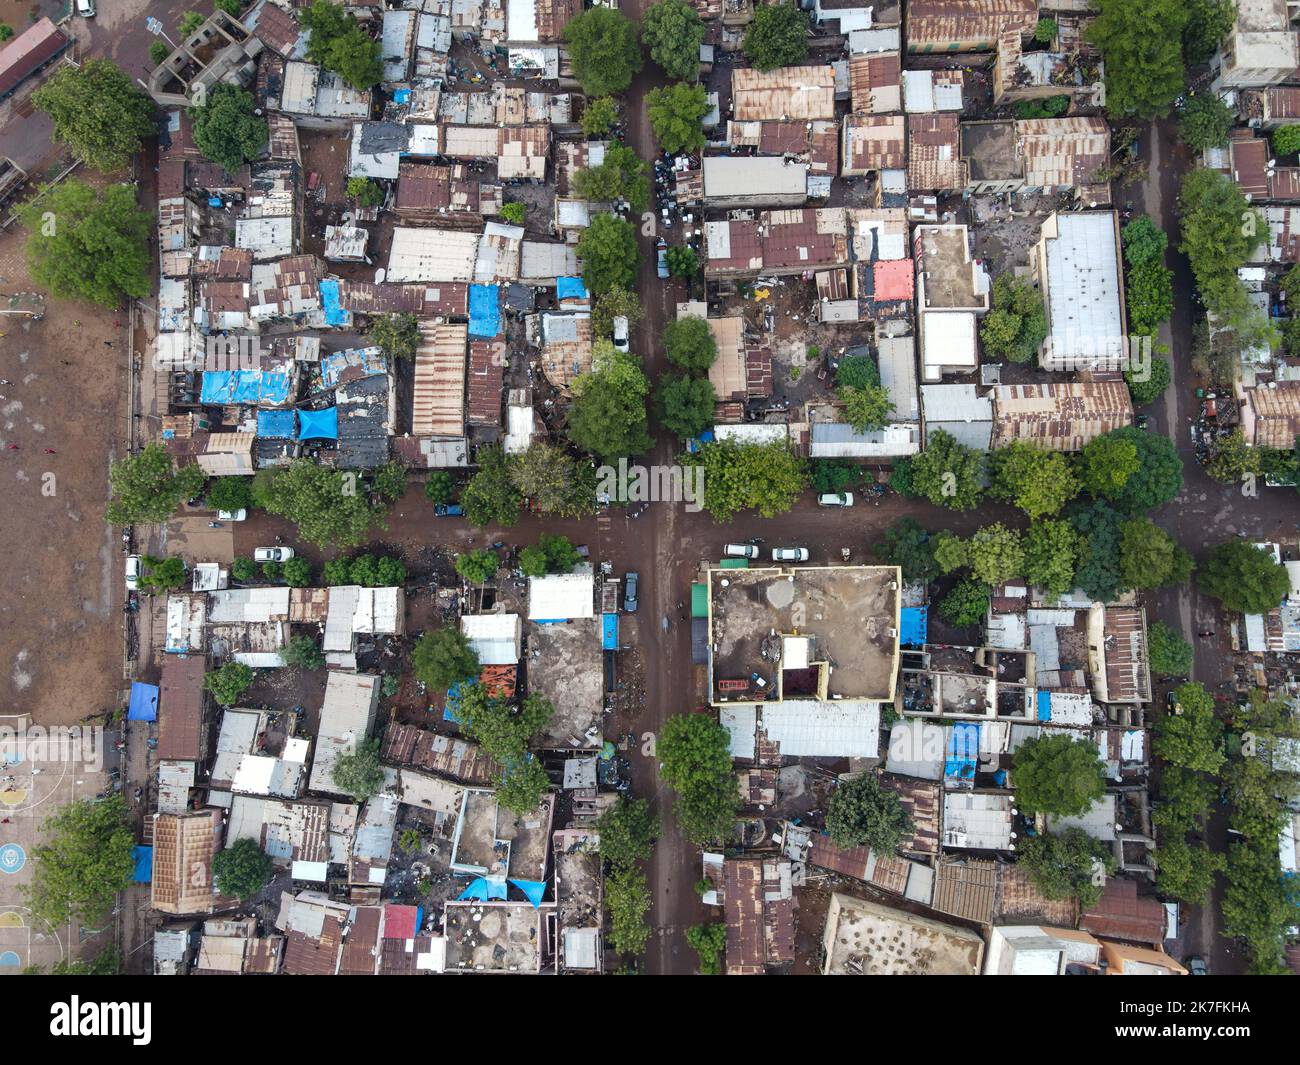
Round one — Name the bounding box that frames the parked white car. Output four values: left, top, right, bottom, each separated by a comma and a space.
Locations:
771, 547, 809, 562
125, 554, 141, 591
76, 0, 95, 16
217, 509, 248, 521
612, 315, 630, 352
254, 546, 295, 563
723, 543, 759, 558
818, 492, 854, 507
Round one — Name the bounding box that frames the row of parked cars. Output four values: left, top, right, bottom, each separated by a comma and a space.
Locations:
724, 544, 809, 562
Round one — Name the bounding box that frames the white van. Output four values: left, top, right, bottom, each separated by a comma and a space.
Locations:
818, 491, 854, 507
723, 543, 759, 559
612, 315, 629, 352
76, 0, 95, 16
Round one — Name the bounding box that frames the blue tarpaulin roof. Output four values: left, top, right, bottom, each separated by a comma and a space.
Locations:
132, 845, 153, 883
393, 88, 411, 103
208, 196, 223, 207
900, 606, 927, 648
510, 879, 547, 908
944, 723, 979, 782
602, 613, 618, 650
297, 406, 338, 440
468, 283, 501, 338
200, 368, 292, 406
556, 276, 588, 301
319, 279, 349, 327
457, 876, 508, 901
443, 680, 475, 722
1037, 690, 1052, 722
127, 682, 159, 722
257, 409, 296, 439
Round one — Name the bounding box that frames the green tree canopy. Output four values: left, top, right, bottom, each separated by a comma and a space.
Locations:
1067, 500, 1128, 601
909, 429, 986, 510
1118, 518, 1193, 588
1147, 621, 1193, 677
1013, 733, 1108, 816
138, 555, 188, 593
1154, 765, 1219, 832
462, 445, 523, 527
280, 633, 325, 671
666, 244, 700, 279
743, 3, 810, 70
455, 549, 500, 584
839, 384, 895, 433
508, 442, 597, 517
1178, 93, 1234, 151
27, 796, 135, 928
32, 59, 156, 172
205, 475, 253, 514
1183, 0, 1236, 66
825, 773, 915, 853
577, 213, 640, 295
1125, 354, 1172, 406
456, 687, 554, 762
989, 441, 1079, 518
607, 865, 652, 955
333, 737, 384, 801
1023, 519, 1083, 597
1199, 539, 1291, 614
189, 85, 268, 173
1122, 215, 1169, 267
563, 7, 643, 97
302, 0, 382, 88
597, 796, 661, 868
1274, 124, 1300, 158
686, 923, 726, 975
591, 285, 642, 337
1155, 682, 1225, 775
567, 343, 652, 462
258, 459, 382, 549
836, 354, 879, 390
212, 837, 274, 900
664, 316, 718, 373
980, 276, 1048, 364
204, 661, 253, 706
659, 713, 739, 844
1179, 168, 1265, 325
689, 438, 808, 521
1086, 0, 1188, 119
647, 82, 710, 154
425, 470, 456, 505
938, 578, 990, 627
657, 373, 716, 438
21, 180, 152, 307
580, 96, 618, 137
411, 627, 480, 691
573, 143, 650, 212
1154, 836, 1225, 905
967, 523, 1025, 587
1019, 827, 1116, 909
642, 0, 706, 80
106, 442, 205, 525
1094, 427, 1183, 513
368, 312, 420, 360
879, 518, 938, 582
497, 755, 551, 814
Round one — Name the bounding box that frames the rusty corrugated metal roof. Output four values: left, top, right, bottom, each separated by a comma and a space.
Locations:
732, 65, 837, 121
992, 381, 1133, 451
412, 322, 467, 437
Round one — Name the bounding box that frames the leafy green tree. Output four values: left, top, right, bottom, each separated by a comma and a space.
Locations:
1199, 539, 1291, 614
666, 244, 700, 279
518, 546, 548, 578
1086, 0, 1188, 119
214, 0, 243, 15
659, 713, 739, 844
577, 213, 640, 295
45, 947, 123, 975
323, 558, 351, 585
839, 384, 894, 433
1179, 168, 1265, 325
499, 201, 526, 225
425, 470, 456, 505
232, 557, 257, 582
280, 634, 324, 670
989, 441, 1079, 518
372, 462, 406, 504
456, 687, 554, 761
497, 755, 551, 814
933, 533, 969, 575
455, 549, 499, 584
519, 534, 581, 576
1033, 17, 1058, 43
411, 628, 480, 691
686, 923, 726, 975
1154, 836, 1224, 905
21, 180, 152, 307
642, 0, 706, 80
179, 10, 206, 35
607, 865, 652, 955
189, 85, 267, 173
563, 8, 643, 97
461, 446, 522, 527
568, 343, 652, 462
1019, 828, 1116, 909
333, 737, 384, 801
258, 460, 382, 549
32, 59, 157, 173
1067, 500, 1128, 601
1148, 621, 1193, 677
1125, 354, 1171, 406
206, 476, 252, 514
743, 3, 809, 71
212, 838, 273, 900
1183, 0, 1237, 66
1080, 433, 1139, 500
574, 143, 650, 211
204, 661, 253, 706
1122, 215, 1168, 267
1155, 682, 1225, 775
1013, 733, 1107, 816
690, 438, 808, 521
105, 442, 205, 525
368, 312, 420, 360
1154, 765, 1218, 832
938, 579, 989, 627
1118, 518, 1193, 588
508, 442, 596, 517
138, 555, 188, 592
597, 796, 660, 868
665, 316, 718, 373
1274, 124, 1300, 158
879, 518, 937, 582
812, 460, 857, 495
980, 276, 1048, 363
646, 82, 710, 154
1023, 519, 1082, 597
1126, 257, 1175, 338
346, 176, 384, 208
825, 774, 914, 853
26, 796, 134, 929
657, 373, 716, 438
302, 0, 382, 89
592, 286, 643, 337
966, 524, 1024, 587
1221, 840, 1298, 973
149, 40, 171, 66
836, 355, 879, 390
581, 96, 618, 137
1178, 93, 1234, 150
909, 430, 985, 510
1205, 428, 1261, 484
1095, 427, 1183, 513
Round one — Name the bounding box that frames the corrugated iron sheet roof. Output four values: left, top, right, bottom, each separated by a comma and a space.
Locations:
992, 381, 1133, 451
908, 114, 968, 191
732, 65, 837, 121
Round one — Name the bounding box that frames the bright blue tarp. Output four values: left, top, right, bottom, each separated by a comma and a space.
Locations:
899, 607, 927, 648
468, 284, 501, 338
132, 846, 153, 883
257, 409, 295, 439
556, 276, 588, 301
127, 682, 158, 722
297, 406, 338, 440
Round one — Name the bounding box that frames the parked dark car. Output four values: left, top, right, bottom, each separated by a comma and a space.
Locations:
624, 571, 639, 613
